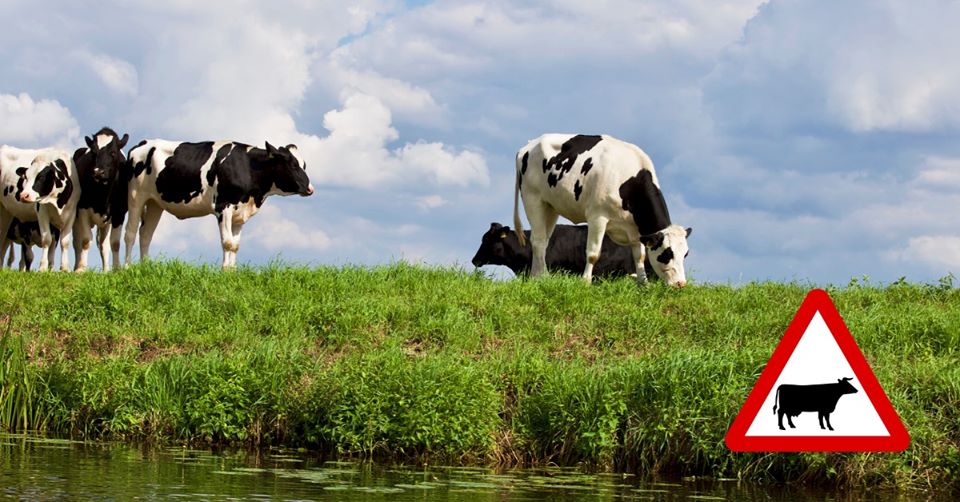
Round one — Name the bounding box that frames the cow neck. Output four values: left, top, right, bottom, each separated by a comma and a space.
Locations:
507, 233, 533, 275
620, 170, 672, 235
245, 148, 286, 200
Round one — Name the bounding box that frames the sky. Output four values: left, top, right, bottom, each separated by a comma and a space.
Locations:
1, 0, 958, 284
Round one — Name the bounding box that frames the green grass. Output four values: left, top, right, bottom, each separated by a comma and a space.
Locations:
0, 261, 958, 492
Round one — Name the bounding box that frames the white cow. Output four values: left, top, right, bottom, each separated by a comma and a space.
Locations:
0, 147, 79, 271
513, 134, 691, 287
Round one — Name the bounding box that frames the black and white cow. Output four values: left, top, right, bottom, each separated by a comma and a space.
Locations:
2, 218, 60, 271
472, 222, 655, 280
72, 127, 130, 272
773, 378, 859, 431
513, 134, 691, 287
0, 146, 79, 271
125, 140, 314, 268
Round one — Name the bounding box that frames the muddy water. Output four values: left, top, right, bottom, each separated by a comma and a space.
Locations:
0, 434, 912, 500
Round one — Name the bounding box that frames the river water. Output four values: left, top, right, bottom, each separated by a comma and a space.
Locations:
0, 434, 913, 501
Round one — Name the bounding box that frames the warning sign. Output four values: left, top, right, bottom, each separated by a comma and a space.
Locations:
725, 289, 909, 452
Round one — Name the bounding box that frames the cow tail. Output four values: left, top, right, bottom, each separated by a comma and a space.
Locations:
773, 386, 780, 415
513, 152, 526, 247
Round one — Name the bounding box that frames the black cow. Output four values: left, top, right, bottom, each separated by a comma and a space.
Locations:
472, 222, 655, 280
125, 140, 314, 269
773, 377, 858, 431
72, 127, 130, 272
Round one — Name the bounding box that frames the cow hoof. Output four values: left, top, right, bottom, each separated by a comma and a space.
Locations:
778, 426, 785, 430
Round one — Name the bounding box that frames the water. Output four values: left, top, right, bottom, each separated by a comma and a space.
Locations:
0, 434, 914, 501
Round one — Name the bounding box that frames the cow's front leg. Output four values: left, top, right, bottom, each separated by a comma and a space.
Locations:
124, 201, 143, 267
73, 213, 93, 272
110, 222, 122, 270
786, 414, 796, 429
582, 216, 609, 284
59, 218, 74, 272
20, 244, 33, 271
229, 220, 245, 269
138, 201, 164, 263
97, 225, 111, 272
0, 210, 14, 269
631, 242, 648, 286
2, 240, 12, 269
217, 208, 236, 270
824, 413, 834, 431
37, 211, 53, 272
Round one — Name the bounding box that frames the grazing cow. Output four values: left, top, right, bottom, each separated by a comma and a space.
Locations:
125, 140, 314, 269
514, 134, 691, 287
773, 377, 859, 431
2, 219, 59, 271
471, 222, 656, 280
72, 127, 130, 272
0, 147, 79, 271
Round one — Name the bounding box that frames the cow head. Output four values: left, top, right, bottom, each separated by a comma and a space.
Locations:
83, 127, 129, 184
16, 155, 74, 208
472, 222, 528, 271
639, 225, 692, 288
264, 142, 314, 197
837, 377, 859, 395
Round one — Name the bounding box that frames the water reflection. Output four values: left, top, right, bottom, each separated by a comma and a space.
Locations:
0, 434, 912, 501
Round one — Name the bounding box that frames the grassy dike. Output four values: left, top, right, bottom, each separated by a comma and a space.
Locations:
1, 262, 958, 490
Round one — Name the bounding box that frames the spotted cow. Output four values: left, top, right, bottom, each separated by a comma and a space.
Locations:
471, 222, 655, 280
72, 127, 130, 272
2, 218, 59, 271
0, 147, 79, 271
124, 140, 314, 268
513, 134, 691, 287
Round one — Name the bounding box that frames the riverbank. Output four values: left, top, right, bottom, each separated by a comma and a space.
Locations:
1, 262, 958, 491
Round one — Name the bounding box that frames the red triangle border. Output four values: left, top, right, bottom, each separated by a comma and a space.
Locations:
725, 289, 910, 452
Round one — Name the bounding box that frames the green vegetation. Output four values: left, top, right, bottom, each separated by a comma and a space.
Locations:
0, 262, 958, 491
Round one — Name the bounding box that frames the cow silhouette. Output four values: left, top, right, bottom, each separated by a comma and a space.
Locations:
773, 377, 858, 431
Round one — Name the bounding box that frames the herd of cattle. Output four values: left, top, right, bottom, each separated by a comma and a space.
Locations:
0, 130, 690, 287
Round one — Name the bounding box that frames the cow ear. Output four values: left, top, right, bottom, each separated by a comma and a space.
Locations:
265, 141, 279, 156
15, 167, 26, 176
489, 222, 501, 231
685, 227, 692, 238
285, 144, 297, 151
85, 136, 95, 149
640, 232, 664, 249
118, 133, 129, 149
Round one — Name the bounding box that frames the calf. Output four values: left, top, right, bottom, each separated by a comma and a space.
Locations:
514, 134, 691, 287
72, 127, 130, 272
471, 222, 655, 280
2, 219, 59, 270
773, 377, 859, 431
0, 146, 79, 271
125, 140, 314, 268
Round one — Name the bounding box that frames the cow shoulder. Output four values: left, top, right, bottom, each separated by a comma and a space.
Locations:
618, 169, 672, 236
155, 141, 214, 204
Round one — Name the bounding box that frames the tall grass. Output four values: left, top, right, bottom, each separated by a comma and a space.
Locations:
0, 261, 958, 491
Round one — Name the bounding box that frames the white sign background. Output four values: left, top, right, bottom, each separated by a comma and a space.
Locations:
745, 312, 890, 437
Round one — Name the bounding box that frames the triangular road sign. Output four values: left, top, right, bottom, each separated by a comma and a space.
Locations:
726, 289, 909, 452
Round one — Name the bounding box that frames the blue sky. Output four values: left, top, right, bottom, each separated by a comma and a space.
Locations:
1, 0, 958, 284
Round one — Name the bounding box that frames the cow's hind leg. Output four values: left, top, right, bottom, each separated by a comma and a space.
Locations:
786, 414, 796, 429
73, 213, 92, 272
583, 216, 609, 284
525, 201, 558, 277
21, 244, 33, 271
778, 410, 786, 430
124, 201, 144, 267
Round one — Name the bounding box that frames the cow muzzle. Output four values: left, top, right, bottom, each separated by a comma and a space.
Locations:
18, 192, 35, 203
303, 184, 315, 196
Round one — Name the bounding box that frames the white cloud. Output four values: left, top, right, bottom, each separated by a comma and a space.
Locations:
0, 93, 80, 147
896, 236, 960, 272
247, 206, 332, 252
296, 92, 489, 189
416, 194, 447, 210
80, 52, 139, 96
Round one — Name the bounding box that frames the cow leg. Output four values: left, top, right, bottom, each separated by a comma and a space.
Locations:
217, 208, 236, 270
124, 202, 144, 267
631, 242, 648, 286
37, 210, 53, 272
229, 220, 245, 269
526, 202, 558, 277
778, 410, 786, 430
110, 223, 122, 270
824, 413, 834, 431
582, 216, 609, 284
786, 414, 796, 429
58, 218, 74, 272
0, 210, 13, 269
138, 201, 164, 263
2, 240, 11, 269
21, 244, 33, 271
73, 213, 93, 273
97, 225, 111, 272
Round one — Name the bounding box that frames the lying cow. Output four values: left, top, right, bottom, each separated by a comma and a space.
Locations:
125, 140, 314, 269
0, 146, 79, 271
773, 377, 858, 431
513, 134, 691, 287
2, 219, 59, 271
72, 127, 130, 272
472, 222, 655, 280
